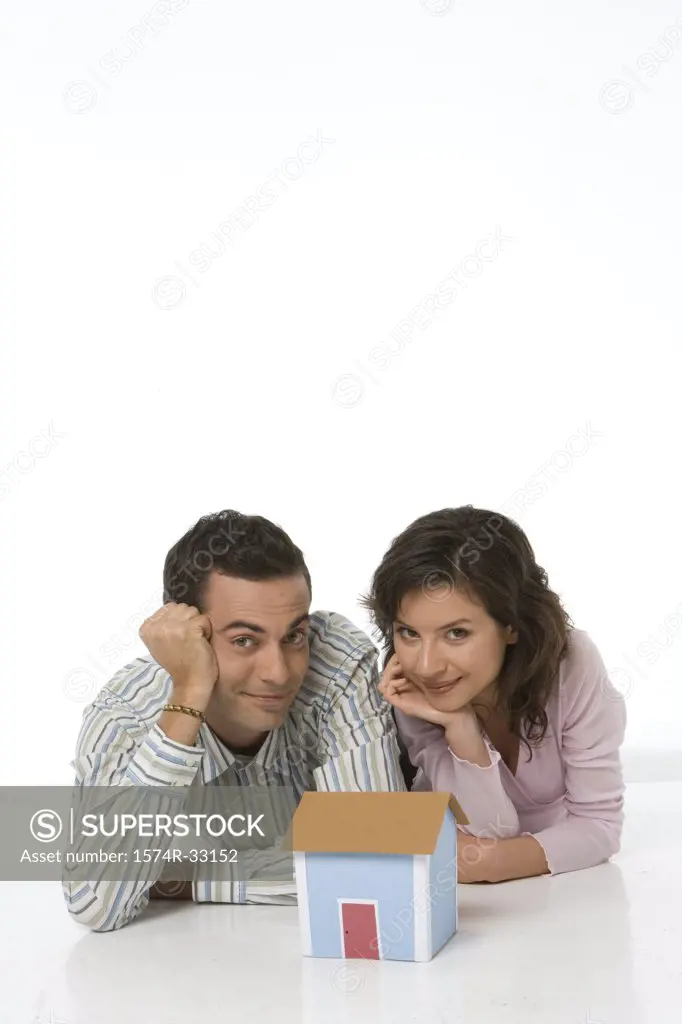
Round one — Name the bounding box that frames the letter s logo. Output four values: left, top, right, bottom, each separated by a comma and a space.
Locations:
30, 810, 63, 843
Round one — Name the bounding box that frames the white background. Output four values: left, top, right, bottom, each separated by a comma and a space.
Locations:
1, 0, 681, 785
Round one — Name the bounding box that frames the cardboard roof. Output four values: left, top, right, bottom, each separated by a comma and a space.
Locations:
288, 791, 468, 856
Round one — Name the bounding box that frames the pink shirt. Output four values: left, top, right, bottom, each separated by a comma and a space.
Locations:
396, 629, 627, 875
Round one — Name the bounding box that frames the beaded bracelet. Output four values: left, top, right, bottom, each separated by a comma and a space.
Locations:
162, 703, 205, 722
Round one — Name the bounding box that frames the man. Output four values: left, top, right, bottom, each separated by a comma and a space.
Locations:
63, 510, 404, 931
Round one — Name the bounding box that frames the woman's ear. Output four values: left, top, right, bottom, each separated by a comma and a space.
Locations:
506, 625, 518, 645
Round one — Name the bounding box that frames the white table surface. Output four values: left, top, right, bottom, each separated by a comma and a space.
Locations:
5, 781, 681, 1024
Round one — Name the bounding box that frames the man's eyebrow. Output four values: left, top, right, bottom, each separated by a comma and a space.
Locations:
219, 613, 310, 634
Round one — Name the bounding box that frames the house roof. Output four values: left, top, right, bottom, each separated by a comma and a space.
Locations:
289, 791, 468, 856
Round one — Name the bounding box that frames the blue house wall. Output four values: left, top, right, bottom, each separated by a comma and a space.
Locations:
428, 813, 458, 956
304, 851, 416, 961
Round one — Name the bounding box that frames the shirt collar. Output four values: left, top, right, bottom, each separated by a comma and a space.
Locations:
198, 721, 282, 782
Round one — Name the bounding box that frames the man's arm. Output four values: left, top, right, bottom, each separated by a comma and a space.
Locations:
65, 602, 230, 929
62, 662, 205, 932
313, 646, 405, 792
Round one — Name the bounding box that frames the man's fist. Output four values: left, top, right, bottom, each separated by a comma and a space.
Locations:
139, 603, 219, 711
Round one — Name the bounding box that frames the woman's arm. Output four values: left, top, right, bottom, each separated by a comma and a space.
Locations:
457, 833, 549, 882
380, 655, 519, 838
395, 706, 521, 840
528, 640, 627, 875
461, 635, 627, 880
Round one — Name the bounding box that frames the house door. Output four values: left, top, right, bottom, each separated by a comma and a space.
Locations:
340, 901, 380, 959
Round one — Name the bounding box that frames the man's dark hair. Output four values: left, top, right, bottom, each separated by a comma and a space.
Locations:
162, 510, 311, 611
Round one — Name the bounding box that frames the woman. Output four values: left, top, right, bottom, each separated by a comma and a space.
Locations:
362, 506, 627, 883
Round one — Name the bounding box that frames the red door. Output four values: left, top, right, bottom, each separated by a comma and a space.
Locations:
340, 902, 380, 959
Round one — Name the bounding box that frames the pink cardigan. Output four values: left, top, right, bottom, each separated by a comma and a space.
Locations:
396, 629, 627, 875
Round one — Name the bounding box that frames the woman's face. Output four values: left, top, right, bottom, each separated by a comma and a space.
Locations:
392, 584, 517, 712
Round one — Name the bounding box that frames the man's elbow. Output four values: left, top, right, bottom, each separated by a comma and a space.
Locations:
66, 900, 125, 933
75, 910, 141, 933
64, 885, 143, 933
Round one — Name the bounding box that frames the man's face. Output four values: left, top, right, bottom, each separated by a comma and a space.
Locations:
202, 571, 311, 747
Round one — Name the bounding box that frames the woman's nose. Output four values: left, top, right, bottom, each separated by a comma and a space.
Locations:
414, 642, 448, 680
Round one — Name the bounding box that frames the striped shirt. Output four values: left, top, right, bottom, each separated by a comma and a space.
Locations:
63, 610, 405, 931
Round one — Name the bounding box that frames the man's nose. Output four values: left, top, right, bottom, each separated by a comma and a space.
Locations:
259, 646, 290, 687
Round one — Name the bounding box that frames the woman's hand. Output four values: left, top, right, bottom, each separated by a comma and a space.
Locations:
379, 654, 491, 766
457, 832, 550, 883
378, 654, 459, 727
457, 832, 494, 883
379, 654, 481, 731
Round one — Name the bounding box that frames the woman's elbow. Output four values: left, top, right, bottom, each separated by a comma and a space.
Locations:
584, 816, 623, 867
604, 821, 623, 859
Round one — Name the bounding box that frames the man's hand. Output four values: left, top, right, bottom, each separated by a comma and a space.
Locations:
140, 601, 218, 708
140, 603, 219, 742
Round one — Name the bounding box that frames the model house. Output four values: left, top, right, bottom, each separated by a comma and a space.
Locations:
291, 790, 467, 962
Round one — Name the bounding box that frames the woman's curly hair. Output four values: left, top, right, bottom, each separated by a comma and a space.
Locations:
361, 506, 573, 756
